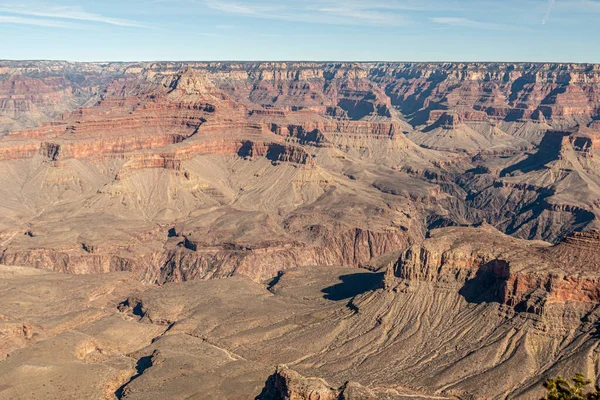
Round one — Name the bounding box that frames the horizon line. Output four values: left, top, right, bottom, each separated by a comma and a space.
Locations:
1, 59, 599, 65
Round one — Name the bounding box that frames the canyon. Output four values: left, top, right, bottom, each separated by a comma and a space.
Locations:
1, 61, 600, 399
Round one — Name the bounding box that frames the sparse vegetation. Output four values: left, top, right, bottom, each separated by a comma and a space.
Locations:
541, 374, 600, 400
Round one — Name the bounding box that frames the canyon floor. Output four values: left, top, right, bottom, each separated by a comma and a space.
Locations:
1, 61, 600, 399
2, 226, 600, 399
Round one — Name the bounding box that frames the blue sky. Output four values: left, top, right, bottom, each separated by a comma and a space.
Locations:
0, 0, 599, 62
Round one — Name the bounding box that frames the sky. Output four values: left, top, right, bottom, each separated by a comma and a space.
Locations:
0, 0, 599, 62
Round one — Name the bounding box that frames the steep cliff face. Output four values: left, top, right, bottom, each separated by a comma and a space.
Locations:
392, 225, 600, 311
258, 366, 340, 400
0, 76, 85, 132
460, 125, 600, 242
237, 141, 316, 167
2, 229, 600, 400
0, 61, 599, 282
155, 226, 411, 283
257, 366, 400, 400
371, 62, 600, 124
0, 62, 128, 133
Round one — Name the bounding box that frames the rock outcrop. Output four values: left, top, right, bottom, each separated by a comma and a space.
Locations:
3, 220, 600, 400
257, 366, 405, 400
391, 225, 600, 313
258, 366, 341, 400
0, 61, 599, 283
1, 61, 600, 400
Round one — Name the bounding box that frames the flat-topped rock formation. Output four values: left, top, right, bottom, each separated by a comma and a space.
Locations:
3, 223, 600, 399
391, 225, 600, 312
1, 60, 600, 400
0, 60, 599, 284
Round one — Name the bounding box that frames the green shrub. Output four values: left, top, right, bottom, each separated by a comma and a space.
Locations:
541, 374, 600, 400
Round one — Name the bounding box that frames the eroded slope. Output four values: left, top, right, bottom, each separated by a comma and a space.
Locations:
1, 224, 599, 399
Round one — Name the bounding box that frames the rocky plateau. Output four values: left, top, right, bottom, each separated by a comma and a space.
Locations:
1, 61, 600, 399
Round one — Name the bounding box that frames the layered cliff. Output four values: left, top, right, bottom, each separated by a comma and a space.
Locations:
1, 60, 600, 400
2, 226, 600, 399
391, 225, 600, 313
0, 61, 599, 283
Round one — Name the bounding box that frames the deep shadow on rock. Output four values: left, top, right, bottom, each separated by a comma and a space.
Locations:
458, 260, 509, 305
322, 272, 385, 301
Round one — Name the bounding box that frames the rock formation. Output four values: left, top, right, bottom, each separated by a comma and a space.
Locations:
257, 366, 408, 400
2, 222, 600, 399
0, 61, 599, 399
0, 61, 598, 281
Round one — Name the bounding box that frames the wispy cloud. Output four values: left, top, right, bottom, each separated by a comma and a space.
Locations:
204, 1, 257, 15
308, 6, 405, 25
0, 4, 144, 27
0, 14, 76, 28
202, 0, 412, 26
542, 0, 556, 24
431, 17, 518, 30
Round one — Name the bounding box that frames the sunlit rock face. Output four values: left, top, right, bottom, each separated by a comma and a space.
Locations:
1, 60, 600, 400
0, 60, 599, 283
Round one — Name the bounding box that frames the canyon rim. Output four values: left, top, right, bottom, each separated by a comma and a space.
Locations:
1, 1, 600, 399
0, 60, 599, 399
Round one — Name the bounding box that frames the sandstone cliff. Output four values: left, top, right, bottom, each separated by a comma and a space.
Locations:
0, 61, 599, 282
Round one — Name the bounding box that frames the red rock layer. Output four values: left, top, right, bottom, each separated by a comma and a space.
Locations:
42, 134, 188, 160
370, 63, 600, 122
270, 120, 403, 138
238, 141, 316, 166
428, 110, 489, 127
392, 227, 600, 314
0, 141, 39, 160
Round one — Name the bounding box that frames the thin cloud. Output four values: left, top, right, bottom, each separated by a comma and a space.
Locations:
204, 1, 258, 15
0, 4, 144, 27
309, 6, 402, 24
431, 17, 518, 30
0, 14, 77, 28
542, 0, 556, 24
329, 0, 464, 12
202, 0, 411, 26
